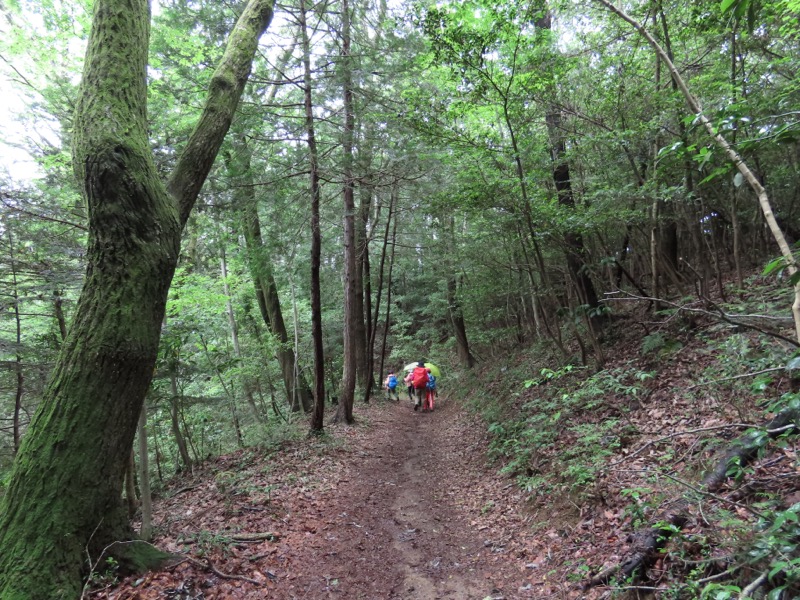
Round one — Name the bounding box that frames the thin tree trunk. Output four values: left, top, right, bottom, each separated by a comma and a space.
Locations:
169, 369, 192, 471
199, 334, 244, 448
125, 449, 138, 518
447, 217, 476, 368
137, 402, 152, 541
221, 245, 263, 423
597, 0, 800, 343
8, 229, 24, 455
299, 0, 326, 434
371, 189, 396, 397
545, 111, 600, 313
379, 205, 399, 381
353, 183, 370, 392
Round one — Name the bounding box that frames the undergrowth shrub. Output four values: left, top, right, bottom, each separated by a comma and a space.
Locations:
473, 354, 654, 499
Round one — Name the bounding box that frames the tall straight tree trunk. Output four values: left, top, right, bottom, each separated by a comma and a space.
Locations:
137, 402, 152, 541
169, 368, 192, 471
7, 229, 24, 455
545, 110, 599, 313
299, 0, 326, 434
367, 188, 396, 403
239, 178, 313, 412
379, 205, 400, 381
354, 179, 372, 394
447, 216, 476, 368
0, 1, 274, 596
336, 0, 357, 424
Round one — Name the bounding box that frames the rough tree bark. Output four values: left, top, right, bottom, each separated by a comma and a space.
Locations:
336, 0, 357, 424
299, 0, 326, 434
0, 0, 274, 597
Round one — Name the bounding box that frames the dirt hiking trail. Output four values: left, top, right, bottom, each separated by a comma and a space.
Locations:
104, 397, 578, 600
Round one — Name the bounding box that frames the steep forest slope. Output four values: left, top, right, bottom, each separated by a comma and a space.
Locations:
97, 274, 800, 600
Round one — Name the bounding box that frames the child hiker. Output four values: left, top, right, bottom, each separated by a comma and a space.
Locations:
384, 370, 400, 402
404, 370, 414, 401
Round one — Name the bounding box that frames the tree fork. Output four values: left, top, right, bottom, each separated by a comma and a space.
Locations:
0, 0, 274, 597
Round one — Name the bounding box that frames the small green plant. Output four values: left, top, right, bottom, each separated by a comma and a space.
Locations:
642, 332, 666, 355
86, 556, 120, 588
620, 486, 654, 527
524, 364, 576, 388
194, 530, 233, 557
700, 583, 742, 599
641, 332, 683, 356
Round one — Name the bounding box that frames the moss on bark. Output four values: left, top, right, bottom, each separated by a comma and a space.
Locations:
0, 0, 275, 597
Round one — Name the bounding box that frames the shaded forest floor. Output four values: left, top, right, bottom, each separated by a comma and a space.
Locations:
96, 281, 800, 599
97, 398, 564, 600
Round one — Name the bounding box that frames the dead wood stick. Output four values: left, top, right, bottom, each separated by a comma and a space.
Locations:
180, 531, 279, 544
584, 407, 800, 590
231, 532, 280, 541
606, 424, 756, 468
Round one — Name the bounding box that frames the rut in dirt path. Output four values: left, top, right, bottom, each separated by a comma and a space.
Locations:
287, 398, 509, 600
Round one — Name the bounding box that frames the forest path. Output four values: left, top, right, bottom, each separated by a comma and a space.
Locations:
106, 397, 552, 600
289, 396, 504, 599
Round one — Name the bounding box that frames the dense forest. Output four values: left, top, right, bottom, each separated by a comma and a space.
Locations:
2, 0, 800, 597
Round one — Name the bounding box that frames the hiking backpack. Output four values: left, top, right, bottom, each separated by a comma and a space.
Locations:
426, 374, 436, 390
412, 366, 429, 389
387, 374, 398, 389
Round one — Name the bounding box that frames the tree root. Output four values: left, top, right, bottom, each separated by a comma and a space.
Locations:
171, 556, 262, 585
583, 407, 800, 590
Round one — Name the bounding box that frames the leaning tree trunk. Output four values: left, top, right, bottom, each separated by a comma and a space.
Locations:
0, 0, 274, 597
597, 0, 800, 343
240, 192, 313, 412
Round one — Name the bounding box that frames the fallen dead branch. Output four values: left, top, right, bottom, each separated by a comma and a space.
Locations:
583, 407, 800, 590
606, 423, 756, 469
179, 531, 279, 544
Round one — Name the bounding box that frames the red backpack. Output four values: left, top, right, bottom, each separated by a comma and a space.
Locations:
412, 366, 429, 389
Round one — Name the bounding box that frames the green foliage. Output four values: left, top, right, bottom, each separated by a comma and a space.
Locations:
192, 530, 233, 558
476, 349, 653, 499
641, 332, 683, 356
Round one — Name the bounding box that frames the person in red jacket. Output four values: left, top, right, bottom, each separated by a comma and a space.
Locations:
411, 361, 429, 411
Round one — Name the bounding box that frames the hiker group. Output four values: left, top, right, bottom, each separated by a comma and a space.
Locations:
384, 361, 437, 412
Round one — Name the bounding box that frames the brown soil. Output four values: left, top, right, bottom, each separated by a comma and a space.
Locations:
99, 397, 558, 600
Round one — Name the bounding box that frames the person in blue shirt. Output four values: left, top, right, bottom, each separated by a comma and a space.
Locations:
384, 370, 400, 402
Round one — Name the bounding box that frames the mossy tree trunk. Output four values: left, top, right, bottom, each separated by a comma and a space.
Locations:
0, 0, 274, 597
